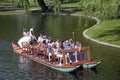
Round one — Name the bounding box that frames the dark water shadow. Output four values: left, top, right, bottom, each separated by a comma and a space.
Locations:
68, 67, 104, 80
0, 39, 12, 50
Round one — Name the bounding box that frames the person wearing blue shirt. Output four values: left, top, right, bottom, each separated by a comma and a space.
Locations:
63, 40, 72, 63
63, 40, 72, 50
29, 36, 37, 45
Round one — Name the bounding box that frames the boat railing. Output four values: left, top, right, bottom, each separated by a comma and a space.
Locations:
62, 46, 91, 66
30, 44, 91, 66
19, 41, 91, 66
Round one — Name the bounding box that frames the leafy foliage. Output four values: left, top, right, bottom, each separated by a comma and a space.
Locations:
79, 0, 120, 19
23, 0, 30, 14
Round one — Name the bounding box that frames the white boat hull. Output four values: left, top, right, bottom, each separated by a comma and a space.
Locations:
83, 61, 101, 69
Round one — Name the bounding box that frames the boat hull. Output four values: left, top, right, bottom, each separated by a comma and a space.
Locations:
83, 61, 101, 69
12, 43, 80, 73
12, 43, 101, 72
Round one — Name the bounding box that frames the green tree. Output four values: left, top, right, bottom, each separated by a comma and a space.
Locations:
24, 0, 30, 14
37, 0, 49, 12
54, 0, 61, 13
20, 0, 29, 14
79, 0, 120, 19
19, 0, 24, 7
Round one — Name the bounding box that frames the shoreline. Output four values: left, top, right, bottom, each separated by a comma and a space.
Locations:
83, 17, 120, 49
0, 10, 120, 48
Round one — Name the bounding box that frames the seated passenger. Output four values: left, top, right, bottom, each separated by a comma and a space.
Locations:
47, 40, 54, 61
69, 38, 74, 48
47, 45, 53, 61
57, 42, 64, 65
75, 41, 82, 53
63, 40, 72, 63
55, 39, 60, 48
29, 36, 37, 54
29, 36, 37, 45
74, 41, 82, 62
52, 44, 58, 55
40, 40, 48, 54
63, 40, 72, 50
58, 41, 64, 53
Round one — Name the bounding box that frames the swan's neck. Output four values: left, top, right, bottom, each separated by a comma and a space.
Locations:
29, 30, 32, 37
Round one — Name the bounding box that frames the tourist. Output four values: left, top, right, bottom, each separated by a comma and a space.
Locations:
38, 33, 43, 42
74, 41, 82, 62
29, 36, 37, 45
28, 36, 37, 55
57, 42, 64, 65
58, 41, 64, 53
63, 40, 72, 63
75, 41, 82, 53
69, 38, 74, 48
52, 43, 58, 55
40, 40, 48, 54
47, 45, 53, 61
55, 39, 60, 48
63, 40, 72, 50
47, 40, 54, 61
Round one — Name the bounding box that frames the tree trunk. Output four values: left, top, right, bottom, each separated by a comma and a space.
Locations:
26, 0, 30, 5
37, 0, 48, 12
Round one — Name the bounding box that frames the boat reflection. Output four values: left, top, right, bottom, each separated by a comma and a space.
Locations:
73, 67, 104, 80
18, 56, 102, 80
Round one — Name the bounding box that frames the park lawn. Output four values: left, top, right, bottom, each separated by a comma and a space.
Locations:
61, 2, 80, 8
86, 19, 120, 45
0, 0, 38, 7
0, 7, 40, 15
0, 10, 25, 15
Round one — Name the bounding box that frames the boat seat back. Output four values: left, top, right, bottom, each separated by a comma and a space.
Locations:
22, 42, 29, 48
32, 44, 41, 53
22, 42, 30, 53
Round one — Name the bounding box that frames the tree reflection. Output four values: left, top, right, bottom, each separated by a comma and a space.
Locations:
75, 67, 104, 80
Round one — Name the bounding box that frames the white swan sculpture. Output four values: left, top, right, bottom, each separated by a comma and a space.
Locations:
17, 28, 33, 48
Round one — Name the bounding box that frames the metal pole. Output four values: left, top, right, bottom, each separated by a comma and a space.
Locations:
72, 32, 75, 46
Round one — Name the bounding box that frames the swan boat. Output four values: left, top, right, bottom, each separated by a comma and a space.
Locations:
12, 42, 101, 73
12, 28, 101, 72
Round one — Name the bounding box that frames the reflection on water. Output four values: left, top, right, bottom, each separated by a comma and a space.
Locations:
18, 56, 31, 71
18, 56, 103, 80
75, 68, 104, 80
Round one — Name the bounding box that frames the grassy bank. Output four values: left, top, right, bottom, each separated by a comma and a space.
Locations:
61, 2, 80, 8
61, 1, 120, 47
0, 10, 25, 15
0, 7, 40, 15
86, 19, 120, 46
0, 0, 39, 15
0, 0, 38, 7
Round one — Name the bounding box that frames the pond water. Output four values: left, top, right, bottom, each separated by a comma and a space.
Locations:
0, 15, 120, 80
